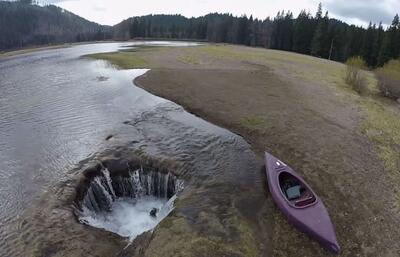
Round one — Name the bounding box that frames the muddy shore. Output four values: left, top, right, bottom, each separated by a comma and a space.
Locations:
17, 44, 400, 257
131, 45, 400, 256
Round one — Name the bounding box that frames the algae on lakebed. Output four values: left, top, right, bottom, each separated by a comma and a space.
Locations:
240, 115, 266, 129
84, 51, 149, 69
179, 54, 201, 65
145, 211, 260, 257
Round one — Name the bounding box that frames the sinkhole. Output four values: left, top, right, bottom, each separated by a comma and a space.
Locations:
74, 161, 183, 240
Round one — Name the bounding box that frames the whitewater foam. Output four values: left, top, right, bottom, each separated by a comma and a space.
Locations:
79, 195, 176, 239
77, 167, 182, 240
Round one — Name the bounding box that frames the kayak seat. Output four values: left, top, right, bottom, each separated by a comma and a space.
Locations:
295, 195, 316, 207
286, 185, 301, 200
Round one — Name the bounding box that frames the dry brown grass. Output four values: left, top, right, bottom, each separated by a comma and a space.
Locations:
344, 56, 368, 94
376, 60, 400, 99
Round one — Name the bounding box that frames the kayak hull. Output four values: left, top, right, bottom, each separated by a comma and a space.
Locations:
265, 152, 340, 254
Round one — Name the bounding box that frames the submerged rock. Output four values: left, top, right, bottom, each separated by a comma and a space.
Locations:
96, 76, 109, 82
150, 208, 158, 217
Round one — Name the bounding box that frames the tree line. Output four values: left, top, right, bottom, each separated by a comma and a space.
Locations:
1, 1, 399, 67
0, 1, 111, 50
114, 3, 400, 67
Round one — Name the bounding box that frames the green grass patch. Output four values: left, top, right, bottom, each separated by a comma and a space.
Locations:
197, 44, 328, 66
240, 115, 265, 128
179, 54, 200, 65
84, 51, 148, 69
120, 45, 166, 53
199, 45, 248, 59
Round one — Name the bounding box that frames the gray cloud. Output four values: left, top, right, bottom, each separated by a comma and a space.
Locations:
326, 0, 397, 25
31, 0, 396, 27
93, 5, 106, 12
43, 0, 76, 3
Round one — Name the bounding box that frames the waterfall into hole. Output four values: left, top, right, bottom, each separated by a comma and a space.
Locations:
76, 167, 183, 240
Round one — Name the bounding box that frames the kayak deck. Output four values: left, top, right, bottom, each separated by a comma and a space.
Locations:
265, 152, 341, 254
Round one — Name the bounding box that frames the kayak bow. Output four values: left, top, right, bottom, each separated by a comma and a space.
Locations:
265, 152, 340, 254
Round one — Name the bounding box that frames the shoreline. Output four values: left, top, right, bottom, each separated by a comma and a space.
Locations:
14, 43, 400, 257
127, 44, 400, 256
0, 40, 119, 58
0, 39, 204, 59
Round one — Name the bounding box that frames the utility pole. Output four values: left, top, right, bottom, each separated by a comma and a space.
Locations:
328, 38, 334, 60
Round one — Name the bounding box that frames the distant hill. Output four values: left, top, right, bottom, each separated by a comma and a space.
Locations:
0, 1, 111, 50
113, 14, 199, 40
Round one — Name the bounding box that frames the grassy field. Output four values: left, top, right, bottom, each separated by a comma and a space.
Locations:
84, 51, 148, 69
84, 43, 400, 256
87, 44, 399, 180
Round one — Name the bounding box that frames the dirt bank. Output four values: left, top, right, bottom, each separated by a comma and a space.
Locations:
125, 44, 400, 256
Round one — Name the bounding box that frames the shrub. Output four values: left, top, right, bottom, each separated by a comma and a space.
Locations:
376, 60, 400, 100
345, 56, 367, 94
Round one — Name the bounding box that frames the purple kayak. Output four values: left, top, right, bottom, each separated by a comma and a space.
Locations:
265, 152, 340, 254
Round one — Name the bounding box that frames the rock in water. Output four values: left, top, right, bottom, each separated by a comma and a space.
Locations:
150, 208, 158, 217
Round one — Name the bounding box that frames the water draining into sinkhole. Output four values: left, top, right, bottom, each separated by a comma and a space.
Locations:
75, 166, 183, 240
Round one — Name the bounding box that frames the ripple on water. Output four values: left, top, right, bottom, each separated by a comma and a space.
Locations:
0, 42, 263, 257
0, 43, 164, 256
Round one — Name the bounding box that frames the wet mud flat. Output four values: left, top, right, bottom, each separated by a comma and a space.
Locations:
131, 45, 400, 256
18, 103, 271, 257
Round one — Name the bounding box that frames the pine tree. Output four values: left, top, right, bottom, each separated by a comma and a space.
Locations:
129, 18, 139, 38
248, 15, 255, 46
361, 22, 375, 66
19, 0, 32, 4
281, 12, 294, 51
311, 8, 329, 57
371, 23, 384, 67
392, 14, 400, 58
316, 3, 322, 20
293, 10, 313, 54
237, 15, 249, 45
378, 14, 400, 65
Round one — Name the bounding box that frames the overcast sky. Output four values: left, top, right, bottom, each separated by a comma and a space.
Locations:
43, 0, 399, 27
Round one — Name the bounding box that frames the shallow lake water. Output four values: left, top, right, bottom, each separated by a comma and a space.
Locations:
0, 41, 265, 257
0, 41, 211, 255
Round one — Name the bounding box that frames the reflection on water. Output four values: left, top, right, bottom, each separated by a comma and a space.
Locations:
0, 41, 200, 255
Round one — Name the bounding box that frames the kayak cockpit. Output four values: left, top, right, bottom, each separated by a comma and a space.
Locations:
278, 172, 317, 208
